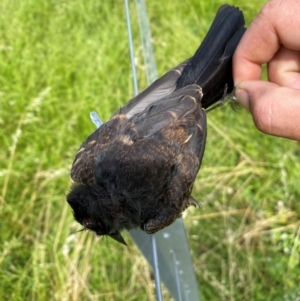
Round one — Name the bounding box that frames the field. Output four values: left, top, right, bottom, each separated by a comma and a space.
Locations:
1, 0, 299, 300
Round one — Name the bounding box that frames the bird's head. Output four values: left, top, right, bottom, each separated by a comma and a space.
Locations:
66, 183, 127, 245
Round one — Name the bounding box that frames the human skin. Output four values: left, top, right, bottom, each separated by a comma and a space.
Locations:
233, 0, 300, 140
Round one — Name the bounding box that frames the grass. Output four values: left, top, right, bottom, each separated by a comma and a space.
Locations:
1, 0, 299, 300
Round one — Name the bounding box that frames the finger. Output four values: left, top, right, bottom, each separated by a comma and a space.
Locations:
235, 80, 300, 140
233, 0, 300, 84
268, 46, 300, 89
233, 2, 281, 83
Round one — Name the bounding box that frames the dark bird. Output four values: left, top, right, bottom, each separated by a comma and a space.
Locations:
67, 5, 245, 245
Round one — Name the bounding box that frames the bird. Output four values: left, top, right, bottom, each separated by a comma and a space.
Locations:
66, 5, 246, 245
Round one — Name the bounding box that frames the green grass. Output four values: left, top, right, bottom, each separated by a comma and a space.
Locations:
1, 0, 299, 300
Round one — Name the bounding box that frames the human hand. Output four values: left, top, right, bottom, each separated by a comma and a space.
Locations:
233, 0, 300, 140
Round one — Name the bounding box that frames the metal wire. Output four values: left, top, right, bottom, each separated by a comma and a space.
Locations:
124, 0, 139, 96
151, 235, 163, 300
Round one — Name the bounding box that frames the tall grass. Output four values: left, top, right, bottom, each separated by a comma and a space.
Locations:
1, 0, 299, 300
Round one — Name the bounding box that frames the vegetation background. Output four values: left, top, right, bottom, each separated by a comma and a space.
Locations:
1, 0, 299, 300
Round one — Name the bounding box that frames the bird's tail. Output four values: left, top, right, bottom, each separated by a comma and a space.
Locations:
176, 5, 245, 109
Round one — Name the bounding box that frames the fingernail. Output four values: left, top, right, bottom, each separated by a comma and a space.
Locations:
235, 87, 250, 111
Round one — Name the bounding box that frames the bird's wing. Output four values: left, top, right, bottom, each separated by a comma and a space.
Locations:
117, 60, 189, 119
130, 84, 206, 159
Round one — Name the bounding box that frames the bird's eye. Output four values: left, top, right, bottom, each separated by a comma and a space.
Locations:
81, 218, 93, 228
80, 217, 107, 235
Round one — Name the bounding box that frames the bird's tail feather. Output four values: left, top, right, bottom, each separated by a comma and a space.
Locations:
176, 5, 245, 109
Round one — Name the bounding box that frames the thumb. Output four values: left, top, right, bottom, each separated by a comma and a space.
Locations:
235, 80, 300, 140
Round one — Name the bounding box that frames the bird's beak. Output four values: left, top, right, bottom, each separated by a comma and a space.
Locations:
109, 231, 127, 246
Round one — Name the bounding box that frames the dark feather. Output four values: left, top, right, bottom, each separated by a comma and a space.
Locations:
67, 5, 246, 244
